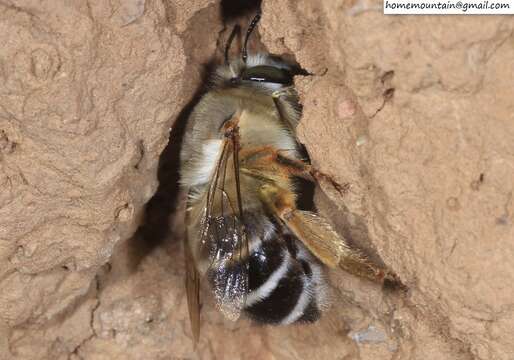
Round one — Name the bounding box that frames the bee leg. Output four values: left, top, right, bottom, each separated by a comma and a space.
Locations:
338, 250, 401, 286
309, 169, 351, 195
242, 148, 403, 287
240, 146, 350, 196
258, 183, 339, 267
272, 86, 297, 101
258, 183, 401, 286
272, 87, 300, 132
220, 109, 244, 141
273, 151, 351, 196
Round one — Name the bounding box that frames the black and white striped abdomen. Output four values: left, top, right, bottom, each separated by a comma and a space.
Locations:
244, 233, 329, 324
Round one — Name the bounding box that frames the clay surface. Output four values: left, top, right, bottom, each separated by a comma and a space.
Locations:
1, 0, 513, 359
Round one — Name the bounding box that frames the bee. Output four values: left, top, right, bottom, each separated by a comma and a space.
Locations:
179, 13, 399, 344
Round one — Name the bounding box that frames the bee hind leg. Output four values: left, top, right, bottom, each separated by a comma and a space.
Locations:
338, 250, 401, 286
309, 168, 351, 196
257, 182, 403, 287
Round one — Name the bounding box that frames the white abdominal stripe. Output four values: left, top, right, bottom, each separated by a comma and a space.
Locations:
245, 249, 290, 307
242, 231, 329, 325
295, 244, 330, 311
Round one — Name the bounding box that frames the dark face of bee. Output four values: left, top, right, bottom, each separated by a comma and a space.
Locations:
235, 65, 293, 86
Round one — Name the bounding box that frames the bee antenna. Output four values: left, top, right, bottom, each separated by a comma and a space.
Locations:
242, 11, 261, 64
224, 24, 241, 65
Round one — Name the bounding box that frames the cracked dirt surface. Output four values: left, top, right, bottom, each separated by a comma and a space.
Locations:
1, 0, 513, 359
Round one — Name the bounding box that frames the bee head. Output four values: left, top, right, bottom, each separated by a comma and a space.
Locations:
237, 62, 293, 87
214, 12, 295, 90
228, 55, 294, 89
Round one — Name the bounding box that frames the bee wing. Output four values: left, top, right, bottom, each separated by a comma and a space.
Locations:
203, 199, 249, 321
184, 229, 201, 346
187, 125, 249, 323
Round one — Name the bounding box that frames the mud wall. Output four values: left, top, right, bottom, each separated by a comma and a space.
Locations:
1, 0, 513, 359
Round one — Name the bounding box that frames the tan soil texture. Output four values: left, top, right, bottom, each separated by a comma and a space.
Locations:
1, 0, 513, 359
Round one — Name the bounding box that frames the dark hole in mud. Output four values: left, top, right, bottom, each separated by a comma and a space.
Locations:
221, 0, 262, 21
127, 87, 205, 271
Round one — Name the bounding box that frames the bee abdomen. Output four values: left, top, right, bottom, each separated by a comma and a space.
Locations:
244, 235, 328, 324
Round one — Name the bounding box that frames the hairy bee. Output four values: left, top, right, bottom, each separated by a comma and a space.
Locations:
179, 13, 398, 344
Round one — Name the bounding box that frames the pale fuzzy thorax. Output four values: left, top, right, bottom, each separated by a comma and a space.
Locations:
180, 52, 302, 197
182, 139, 224, 189
181, 104, 299, 198
238, 109, 298, 154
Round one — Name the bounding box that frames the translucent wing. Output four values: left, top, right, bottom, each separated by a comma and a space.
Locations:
186, 117, 249, 325
202, 194, 249, 321
184, 229, 201, 346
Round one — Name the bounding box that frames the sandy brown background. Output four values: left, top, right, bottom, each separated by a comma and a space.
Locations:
1, 0, 513, 359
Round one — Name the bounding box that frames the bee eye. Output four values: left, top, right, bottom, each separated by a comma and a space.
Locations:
241, 65, 292, 85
